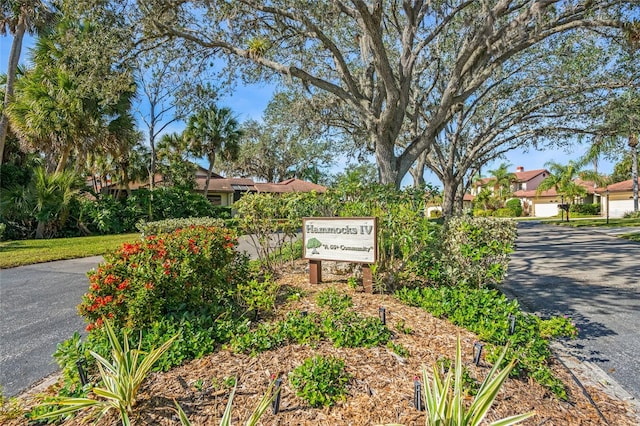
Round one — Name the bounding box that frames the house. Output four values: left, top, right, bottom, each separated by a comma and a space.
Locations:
599, 178, 640, 218
511, 167, 549, 192
200, 175, 327, 206
513, 179, 598, 217
97, 164, 327, 207
470, 167, 549, 196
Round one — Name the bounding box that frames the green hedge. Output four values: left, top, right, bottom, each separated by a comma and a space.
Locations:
569, 203, 599, 215
439, 217, 517, 288
136, 217, 226, 236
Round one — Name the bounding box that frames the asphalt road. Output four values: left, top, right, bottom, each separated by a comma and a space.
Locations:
502, 222, 640, 400
0, 256, 99, 397
0, 235, 264, 398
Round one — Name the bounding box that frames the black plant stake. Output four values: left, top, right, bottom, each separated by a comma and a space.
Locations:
379, 306, 386, 325
508, 314, 516, 335
272, 376, 282, 414
76, 359, 88, 386
414, 377, 423, 411
473, 342, 484, 366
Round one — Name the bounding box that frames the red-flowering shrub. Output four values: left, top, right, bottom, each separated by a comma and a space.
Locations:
79, 226, 248, 331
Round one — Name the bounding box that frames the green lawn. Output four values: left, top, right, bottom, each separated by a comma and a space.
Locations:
620, 232, 640, 242
0, 233, 139, 269
547, 217, 640, 227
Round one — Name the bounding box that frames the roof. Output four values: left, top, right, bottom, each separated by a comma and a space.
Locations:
514, 169, 548, 183
513, 188, 558, 198
197, 177, 256, 193
473, 168, 548, 187
255, 178, 327, 193
463, 193, 475, 201
513, 179, 597, 198
600, 178, 640, 193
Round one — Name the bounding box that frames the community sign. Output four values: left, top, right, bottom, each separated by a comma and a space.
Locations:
302, 217, 377, 263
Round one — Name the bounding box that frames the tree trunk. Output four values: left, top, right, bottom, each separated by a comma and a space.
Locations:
441, 177, 458, 218
630, 135, 638, 211
149, 125, 157, 190
55, 145, 72, 173
375, 137, 401, 188
409, 152, 427, 187
204, 153, 216, 199
0, 15, 26, 166
36, 220, 45, 239
454, 181, 464, 213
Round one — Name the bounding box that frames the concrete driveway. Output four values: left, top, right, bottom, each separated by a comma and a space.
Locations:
0, 235, 265, 397
502, 222, 640, 400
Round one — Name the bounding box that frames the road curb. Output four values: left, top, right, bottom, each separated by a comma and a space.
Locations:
500, 284, 640, 423
550, 341, 640, 423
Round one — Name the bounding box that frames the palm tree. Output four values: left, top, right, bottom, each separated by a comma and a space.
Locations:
157, 132, 196, 190
185, 106, 241, 198
536, 161, 593, 222
1, 167, 83, 238
8, 27, 137, 173
487, 162, 516, 202
0, 0, 56, 165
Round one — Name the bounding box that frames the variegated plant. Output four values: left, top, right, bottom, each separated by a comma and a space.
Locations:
32, 319, 178, 426
382, 336, 534, 426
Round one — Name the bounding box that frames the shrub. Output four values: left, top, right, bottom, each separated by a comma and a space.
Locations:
473, 209, 493, 217
134, 188, 223, 220
623, 210, 640, 219
494, 208, 514, 217
237, 275, 280, 318
505, 199, 523, 217
229, 304, 392, 355
79, 226, 248, 330
136, 217, 226, 237
234, 191, 327, 271
79, 195, 136, 235
289, 355, 350, 407
439, 217, 517, 288
570, 203, 600, 215
321, 311, 390, 348
316, 287, 354, 313
395, 286, 577, 399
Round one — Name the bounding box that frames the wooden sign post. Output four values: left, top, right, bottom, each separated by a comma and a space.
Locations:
302, 217, 378, 292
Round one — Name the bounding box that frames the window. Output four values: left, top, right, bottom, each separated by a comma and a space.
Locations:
208, 194, 222, 206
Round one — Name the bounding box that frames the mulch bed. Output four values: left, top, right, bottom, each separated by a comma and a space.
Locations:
4, 261, 638, 425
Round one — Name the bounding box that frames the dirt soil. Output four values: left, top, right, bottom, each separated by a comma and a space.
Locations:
4, 261, 639, 426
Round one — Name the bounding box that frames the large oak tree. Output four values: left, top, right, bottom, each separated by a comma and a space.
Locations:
142, 1, 636, 211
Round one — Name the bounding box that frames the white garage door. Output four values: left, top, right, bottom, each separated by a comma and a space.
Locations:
609, 200, 635, 218
534, 203, 558, 217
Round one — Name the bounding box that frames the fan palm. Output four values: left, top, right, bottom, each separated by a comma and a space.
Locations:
185, 106, 241, 198
0, 0, 56, 165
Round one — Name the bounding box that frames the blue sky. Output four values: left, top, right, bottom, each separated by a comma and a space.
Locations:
1, 34, 614, 187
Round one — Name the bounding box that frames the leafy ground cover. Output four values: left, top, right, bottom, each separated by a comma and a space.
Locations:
0, 233, 138, 268
2, 264, 636, 425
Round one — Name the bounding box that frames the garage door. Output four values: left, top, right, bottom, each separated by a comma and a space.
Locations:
609, 200, 635, 218
533, 202, 558, 217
